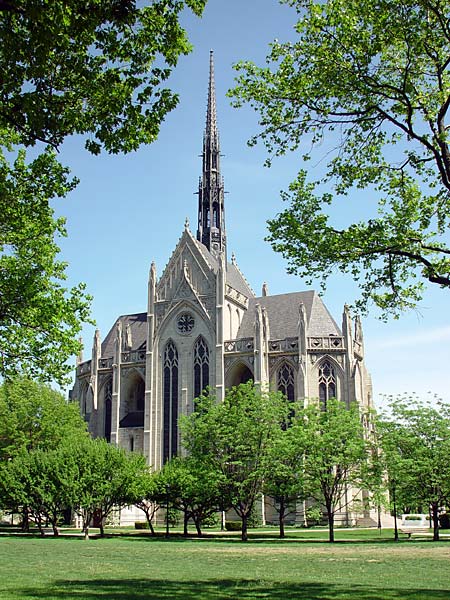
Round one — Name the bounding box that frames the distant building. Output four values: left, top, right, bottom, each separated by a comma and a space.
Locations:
72, 52, 375, 526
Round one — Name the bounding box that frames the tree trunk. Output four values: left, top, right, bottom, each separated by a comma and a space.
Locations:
51, 521, 59, 536
36, 513, 45, 536
84, 526, 90, 541
279, 497, 285, 539
326, 502, 334, 543
183, 511, 189, 537
145, 513, 156, 536
194, 517, 202, 537
21, 507, 30, 532
392, 484, 399, 542
431, 502, 440, 542
241, 512, 248, 542
139, 503, 157, 536
99, 522, 104, 537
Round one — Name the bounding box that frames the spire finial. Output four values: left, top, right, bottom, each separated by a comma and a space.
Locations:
196, 51, 226, 257
206, 50, 217, 140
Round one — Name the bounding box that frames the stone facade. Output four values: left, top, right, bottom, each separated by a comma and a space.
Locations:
72, 52, 375, 527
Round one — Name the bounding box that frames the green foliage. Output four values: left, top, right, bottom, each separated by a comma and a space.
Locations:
377, 394, 450, 541
157, 456, 223, 536
262, 422, 305, 537
292, 399, 371, 542
131, 468, 164, 535
134, 521, 149, 529
0, 377, 87, 461
0, 0, 206, 381
0, 445, 78, 534
0, 377, 148, 536
0, 144, 92, 383
181, 382, 289, 541
224, 520, 242, 531
231, 0, 450, 318
68, 437, 148, 537
0, 0, 207, 153
305, 505, 323, 527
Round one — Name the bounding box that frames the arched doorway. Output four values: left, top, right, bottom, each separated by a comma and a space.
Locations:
227, 362, 254, 388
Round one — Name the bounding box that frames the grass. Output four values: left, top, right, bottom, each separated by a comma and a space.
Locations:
0, 528, 448, 599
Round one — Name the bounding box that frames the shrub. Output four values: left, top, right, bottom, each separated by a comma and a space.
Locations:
201, 513, 219, 528
225, 521, 242, 531
439, 513, 450, 529
134, 522, 149, 530
305, 506, 323, 527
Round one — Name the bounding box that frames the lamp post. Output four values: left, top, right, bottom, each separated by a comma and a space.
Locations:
165, 484, 170, 539
392, 481, 399, 542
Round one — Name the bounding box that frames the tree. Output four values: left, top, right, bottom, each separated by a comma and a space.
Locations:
181, 382, 288, 541
0, 377, 87, 461
0, 446, 77, 536
293, 399, 370, 543
0, 434, 148, 538
0, 377, 88, 530
0, 145, 93, 383
0, 0, 206, 381
262, 422, 305, 538
70, 438, 147, 538
0, 0, 207, 154
377, 395, 450, 541
132, 469, 164, 536
158, 456, 224, 536
231, 0, 450, 317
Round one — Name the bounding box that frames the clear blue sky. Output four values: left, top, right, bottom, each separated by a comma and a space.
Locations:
54, 0, 449, 406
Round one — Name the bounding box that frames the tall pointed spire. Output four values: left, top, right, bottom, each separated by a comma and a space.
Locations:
197, 50, 226, 257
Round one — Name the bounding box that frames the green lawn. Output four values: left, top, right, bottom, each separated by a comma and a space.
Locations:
0, 528, 448, 599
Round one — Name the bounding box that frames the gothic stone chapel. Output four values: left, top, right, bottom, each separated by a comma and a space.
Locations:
72, 52, 374, 525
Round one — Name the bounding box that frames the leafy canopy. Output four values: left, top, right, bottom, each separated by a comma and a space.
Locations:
293, 399, 371, 542
0, 0, 206, 154
0, 377, 87, 461
0, 140, 93, 383
377, 394, 450, 540
231, 0, 450, 318
0, 1, 206, 382
181, 382, 289, 541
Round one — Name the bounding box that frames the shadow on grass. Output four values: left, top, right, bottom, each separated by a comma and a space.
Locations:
94, 532, 445, 547
14, 578, 450, 600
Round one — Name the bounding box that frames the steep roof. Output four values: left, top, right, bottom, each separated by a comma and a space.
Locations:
101, 312, 147, 357
226, 262, 255, 298
236, 291, 341, 340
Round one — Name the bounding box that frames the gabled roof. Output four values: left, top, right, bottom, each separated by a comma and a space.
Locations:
101, 312, 147, 357
226, 262, 255, 298
157, 227, 218, 296
236, 291, 341, 340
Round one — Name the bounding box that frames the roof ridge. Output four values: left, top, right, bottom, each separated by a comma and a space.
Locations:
228, 253, 255, 296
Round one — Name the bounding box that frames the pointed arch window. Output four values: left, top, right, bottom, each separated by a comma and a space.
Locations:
163, 340, 179, 463
194, 336, 209, 400
104, 379, 112, 442
277, 363, 295, 402
318, 360, 336, 409
277, 362, 295, 427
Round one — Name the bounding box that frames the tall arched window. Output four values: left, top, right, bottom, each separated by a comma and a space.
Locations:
194, 336, 209, 399
318, 360, 336, 409
163, 340, 179, 463
104, 379, 112, 442
277, 363, 295, 402
277, 362, 295, 427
